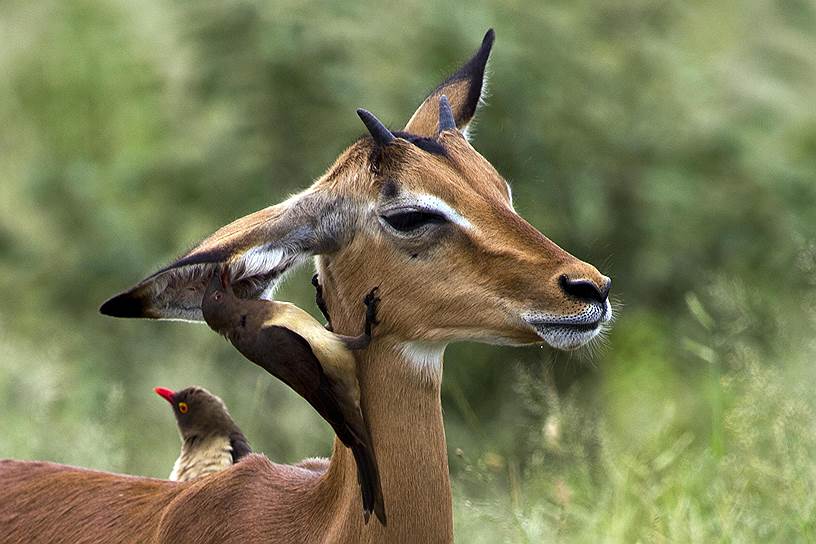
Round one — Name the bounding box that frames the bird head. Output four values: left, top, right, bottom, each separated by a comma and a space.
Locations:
201, 267, 237, 334
154, 385, 238, 442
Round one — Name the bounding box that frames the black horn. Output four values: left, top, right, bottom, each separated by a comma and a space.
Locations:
356, 109, 395, 146
438, 95, 456, 133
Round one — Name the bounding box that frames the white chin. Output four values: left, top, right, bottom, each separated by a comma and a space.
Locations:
534, 324, 602, 351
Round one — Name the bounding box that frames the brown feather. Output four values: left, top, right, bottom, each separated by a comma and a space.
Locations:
201, 276, 386, 525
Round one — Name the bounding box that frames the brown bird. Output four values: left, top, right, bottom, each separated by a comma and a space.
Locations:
154, 385, 252, 482
201, 269, 386, 525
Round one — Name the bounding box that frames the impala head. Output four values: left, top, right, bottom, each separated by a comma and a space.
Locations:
101, 29, 612, 354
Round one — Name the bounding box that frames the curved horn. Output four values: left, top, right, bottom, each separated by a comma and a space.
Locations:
356, 109, 395, 146
438, 95, 456, 134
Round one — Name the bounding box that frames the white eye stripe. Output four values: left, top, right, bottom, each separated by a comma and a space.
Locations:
390, 193, 474, 231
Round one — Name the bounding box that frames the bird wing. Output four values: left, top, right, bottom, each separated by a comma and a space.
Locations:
229, 432, 252, 463
234, 324, 359, 445
232, 324, 386, 524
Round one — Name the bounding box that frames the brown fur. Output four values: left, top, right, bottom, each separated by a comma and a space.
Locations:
0, 336, 448, 544
309, 134, 608, 352
4, 30, 611, 544
0, 460, 179, 544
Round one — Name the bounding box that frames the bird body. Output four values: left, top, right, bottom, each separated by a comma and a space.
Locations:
201, 270, 386, 525
155, 386, 252, 483
169, 434, 233, 481
236, 300, 360, 394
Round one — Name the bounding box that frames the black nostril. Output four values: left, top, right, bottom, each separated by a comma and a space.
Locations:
559, 275, 610, 304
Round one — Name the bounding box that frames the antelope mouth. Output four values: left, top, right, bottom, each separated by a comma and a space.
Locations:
523, 302, 612, 351
535, 319, 603, 333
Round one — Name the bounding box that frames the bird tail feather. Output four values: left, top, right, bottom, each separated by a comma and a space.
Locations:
350, 440, 387, 526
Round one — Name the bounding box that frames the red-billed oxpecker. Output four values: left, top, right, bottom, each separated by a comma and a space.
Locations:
154, 386, 251, 482
201, 269, 386, 526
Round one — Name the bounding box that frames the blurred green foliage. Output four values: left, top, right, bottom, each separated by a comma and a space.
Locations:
1, 0, 815, 541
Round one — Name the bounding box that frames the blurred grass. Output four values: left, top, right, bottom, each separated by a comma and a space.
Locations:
1, 0, 815, 542
453, 281, 816, 542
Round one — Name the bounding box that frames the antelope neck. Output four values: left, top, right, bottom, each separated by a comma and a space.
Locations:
316, 333, 453, 543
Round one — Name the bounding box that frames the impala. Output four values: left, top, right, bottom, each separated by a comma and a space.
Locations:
0, 29, 612, 543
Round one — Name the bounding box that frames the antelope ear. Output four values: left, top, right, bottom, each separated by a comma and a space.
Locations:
99, 191, 350, 321
403, 29, 494, 138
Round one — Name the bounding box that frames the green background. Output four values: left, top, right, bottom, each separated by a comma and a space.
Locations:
1, 1, 815, 541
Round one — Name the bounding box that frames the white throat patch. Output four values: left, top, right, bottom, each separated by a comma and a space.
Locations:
399, 341, 447, 384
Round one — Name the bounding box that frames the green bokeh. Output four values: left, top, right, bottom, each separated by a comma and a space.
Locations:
1, 1, 814, 541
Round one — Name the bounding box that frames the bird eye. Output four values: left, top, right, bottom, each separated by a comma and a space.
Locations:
213, 293, 222, 301
381, 210, 446, 233
178, 402, 189, 414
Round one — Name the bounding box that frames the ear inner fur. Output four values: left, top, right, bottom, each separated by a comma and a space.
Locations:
99, 193, 361, 321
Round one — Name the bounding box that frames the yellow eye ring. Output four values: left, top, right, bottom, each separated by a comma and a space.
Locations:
178, 402, 189, 414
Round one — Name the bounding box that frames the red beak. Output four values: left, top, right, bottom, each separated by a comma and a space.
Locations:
154, 387, 175, 404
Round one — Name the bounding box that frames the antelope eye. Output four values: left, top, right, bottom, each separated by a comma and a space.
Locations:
381, 210, 446, 233
178, 402, 189, 414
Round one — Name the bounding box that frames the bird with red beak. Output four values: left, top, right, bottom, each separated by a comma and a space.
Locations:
154, 386, 251, 482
